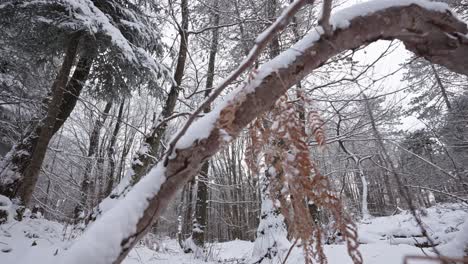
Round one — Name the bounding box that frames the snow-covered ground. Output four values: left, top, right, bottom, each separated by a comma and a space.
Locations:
0, 203, 466, 263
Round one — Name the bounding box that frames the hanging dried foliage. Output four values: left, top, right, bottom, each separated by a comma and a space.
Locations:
246, 94, 362, 264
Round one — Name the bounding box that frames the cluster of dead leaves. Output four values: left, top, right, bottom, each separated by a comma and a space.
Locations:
246, 93, 362, 264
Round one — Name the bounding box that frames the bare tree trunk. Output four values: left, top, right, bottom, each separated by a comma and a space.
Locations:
129, 0, 189, 185
177, 184, 187, 248
16, 34, 82, 206
75, 102, 112, 220
267, 0, 280, 58
116, 107, 134, 185
357, 160, 370, 219
182, 178, 194, 241
191, 162, 208, 249
53, 46, 96, 132
105, 100, 125, 196
373, 154, 394, 208
0, 39, 94, 202
94, 150, 106, 207
191, 0, 219, 250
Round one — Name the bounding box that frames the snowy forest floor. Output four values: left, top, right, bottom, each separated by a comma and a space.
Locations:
0, 203, 466, 264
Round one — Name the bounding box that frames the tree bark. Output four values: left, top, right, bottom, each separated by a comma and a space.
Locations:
377, 154, 396, 207
129, 0, 189, 184
16, 33, 82, 206
105, 100, 125, 196
75, 101, 112, 220
62, 5, 468, 263
53, 47, 96, 132
182, 178, 194, 241
267, 0, 280, 58
191, 0, 219, 249
0, 42, 94, 201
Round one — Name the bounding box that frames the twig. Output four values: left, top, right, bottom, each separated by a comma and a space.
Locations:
282, 238, 299, 264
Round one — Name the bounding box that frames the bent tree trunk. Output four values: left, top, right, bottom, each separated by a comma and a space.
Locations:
0, 42, 94, 203
16, 34, 82, 206
60, 4, 468, 264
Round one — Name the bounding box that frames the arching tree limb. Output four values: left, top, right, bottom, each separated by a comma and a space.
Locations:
61, 3, 468, 264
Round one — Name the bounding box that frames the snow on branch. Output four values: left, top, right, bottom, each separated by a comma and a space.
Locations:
1, 0, 169, 79
164, 0, 314, 161
58, 1, 468, 263
329, 0, 450, 29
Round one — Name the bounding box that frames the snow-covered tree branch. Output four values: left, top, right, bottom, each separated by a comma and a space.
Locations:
57, 1, 468, 263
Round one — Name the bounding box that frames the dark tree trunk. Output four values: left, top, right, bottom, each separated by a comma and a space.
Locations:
16, 33, 82, 206
105, 100, 125, 196
75, 101, 112, 220
378, 154, 396, 207
53, 47, 96, 132
192, 162, 208, 248
191, 0, 219, 249
267, 0, 280, 58
129, 0, 189, 185
0, 41, 94, 202
182, 178, 194, 240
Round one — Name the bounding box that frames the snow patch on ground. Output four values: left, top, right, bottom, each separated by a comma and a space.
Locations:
358, 204, 468, 246
0, 203, 466, 263
58, 163, 167, 264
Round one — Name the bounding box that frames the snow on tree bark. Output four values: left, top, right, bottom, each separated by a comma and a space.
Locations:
251, 170, 291, 264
